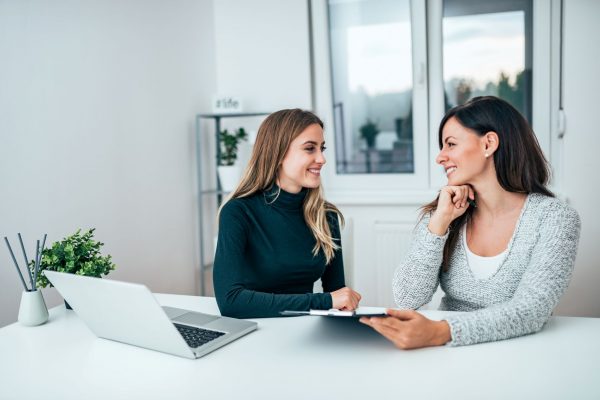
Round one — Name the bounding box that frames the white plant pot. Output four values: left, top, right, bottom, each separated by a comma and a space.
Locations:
217, 165, 241, 192
18, 290, 49, 326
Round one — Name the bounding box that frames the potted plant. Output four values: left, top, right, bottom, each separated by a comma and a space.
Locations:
35, 228, 116, 309
359, 119, 380, 149
218, 127, 248, 191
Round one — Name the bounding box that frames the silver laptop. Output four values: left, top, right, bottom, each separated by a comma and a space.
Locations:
44, 271, 257, 359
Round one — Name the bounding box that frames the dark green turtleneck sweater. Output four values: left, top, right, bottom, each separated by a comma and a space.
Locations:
213, 187, 345, 318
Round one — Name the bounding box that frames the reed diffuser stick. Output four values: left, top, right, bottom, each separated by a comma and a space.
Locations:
4, 237, 29, 291
34, 234, 47, 290
17, 234, 35, 290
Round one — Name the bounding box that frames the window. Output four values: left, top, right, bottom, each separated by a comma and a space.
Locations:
328, 0, 414, 174
443, 0, 533, 121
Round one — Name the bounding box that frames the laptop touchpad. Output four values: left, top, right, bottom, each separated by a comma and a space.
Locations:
172, 312, 220, 326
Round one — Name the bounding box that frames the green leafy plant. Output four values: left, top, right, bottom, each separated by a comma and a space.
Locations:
34, 228, 116, 288
218, 127, 248, 166
359, 119, 380, 149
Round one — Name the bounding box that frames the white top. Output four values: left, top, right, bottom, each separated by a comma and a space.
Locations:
462, 224, 507, 279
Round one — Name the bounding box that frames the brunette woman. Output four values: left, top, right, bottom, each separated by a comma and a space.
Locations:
361, 96, 580, 348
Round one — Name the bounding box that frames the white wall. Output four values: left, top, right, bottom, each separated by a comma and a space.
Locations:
553, 0, 600, 317
212, 0, 312, 112
0, 0, 216, 327
208, 0, 313, 152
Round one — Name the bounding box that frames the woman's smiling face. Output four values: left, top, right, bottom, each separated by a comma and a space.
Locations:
436, 116, 491, 186
277, 123, 326, 193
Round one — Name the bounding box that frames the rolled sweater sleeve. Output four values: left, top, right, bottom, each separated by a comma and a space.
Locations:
393, 216, 447, 309
213, 202, 332, 319
444, 205, 581, 346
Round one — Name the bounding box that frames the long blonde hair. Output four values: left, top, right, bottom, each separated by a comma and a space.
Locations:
218, 109, 344, 264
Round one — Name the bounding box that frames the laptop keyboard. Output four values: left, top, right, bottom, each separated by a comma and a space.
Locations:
174, 323, 225, 348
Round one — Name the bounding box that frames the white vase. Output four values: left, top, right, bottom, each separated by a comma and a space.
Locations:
18, 290, 49, 326
217, 165, 241, 192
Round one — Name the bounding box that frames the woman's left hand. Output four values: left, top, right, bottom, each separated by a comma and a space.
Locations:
360, 309, 451, 349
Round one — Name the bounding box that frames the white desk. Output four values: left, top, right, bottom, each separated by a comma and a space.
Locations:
1, 294, 599, 400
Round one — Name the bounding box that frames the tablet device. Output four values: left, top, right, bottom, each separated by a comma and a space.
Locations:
280, 307, 388, 318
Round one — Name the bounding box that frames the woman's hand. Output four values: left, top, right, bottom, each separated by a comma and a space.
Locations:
330, 287, 362, 310
428, 185, 475, 235
360, 309, 451, 349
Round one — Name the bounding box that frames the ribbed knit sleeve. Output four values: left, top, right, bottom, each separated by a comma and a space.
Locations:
392, 216, 448, 309
444, 204, 581, 346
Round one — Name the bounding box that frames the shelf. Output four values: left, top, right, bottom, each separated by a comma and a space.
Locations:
197, 112, 271, 119
200, 189, 231, 195
195, 111, 272, 296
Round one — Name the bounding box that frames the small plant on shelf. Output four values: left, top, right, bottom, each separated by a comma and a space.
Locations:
218, 127, 248, 166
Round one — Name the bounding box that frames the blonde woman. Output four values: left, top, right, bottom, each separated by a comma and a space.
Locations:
213, 109, 361, 318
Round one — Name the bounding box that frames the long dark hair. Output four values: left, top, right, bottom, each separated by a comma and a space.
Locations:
421, 96, 554, 271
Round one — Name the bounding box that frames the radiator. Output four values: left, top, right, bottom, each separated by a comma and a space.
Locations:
373, 222, 414, 308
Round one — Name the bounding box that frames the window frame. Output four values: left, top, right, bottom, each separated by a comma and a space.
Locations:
312, 0, 430, 198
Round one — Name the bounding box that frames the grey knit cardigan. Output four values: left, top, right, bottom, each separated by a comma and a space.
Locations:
393, 193, 581, 346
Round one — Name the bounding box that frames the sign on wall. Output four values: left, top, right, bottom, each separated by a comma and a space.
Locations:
212, 95, 243, 113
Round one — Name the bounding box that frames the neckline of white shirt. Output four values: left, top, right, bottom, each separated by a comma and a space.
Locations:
462, 224, 508, 259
